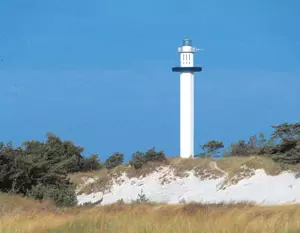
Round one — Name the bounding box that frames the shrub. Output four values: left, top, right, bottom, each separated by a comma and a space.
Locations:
28, 183, 77, 207
129, 151, 145, 169
105, 152, 124, 169
230, 140, 249, 156
271, 140, 300, 164
194, 152, 212, 158
224, 123, 300, 165
131, 189, 149, 204
201, 140, 224, 154
226, 134, 267, 156
81, 154, 103, 172
129, 147, 166, 169
117, 198, 125, 204
144, 147, 165, 161
0, 132, 102, 207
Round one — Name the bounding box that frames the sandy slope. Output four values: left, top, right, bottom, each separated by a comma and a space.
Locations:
76, 161, 300, 206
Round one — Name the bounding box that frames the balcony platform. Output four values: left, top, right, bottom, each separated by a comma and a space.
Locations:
172, 66, 202, 72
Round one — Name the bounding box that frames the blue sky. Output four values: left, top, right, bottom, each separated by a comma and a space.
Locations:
0, 0, 299, 162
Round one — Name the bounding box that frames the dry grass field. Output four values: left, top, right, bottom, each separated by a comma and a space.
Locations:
1, 193, 300, 233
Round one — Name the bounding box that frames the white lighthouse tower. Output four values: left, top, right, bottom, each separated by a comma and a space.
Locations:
172, 37, 202, 159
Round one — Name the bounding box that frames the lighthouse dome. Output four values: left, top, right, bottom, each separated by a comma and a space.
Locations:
182, 37, 192, 46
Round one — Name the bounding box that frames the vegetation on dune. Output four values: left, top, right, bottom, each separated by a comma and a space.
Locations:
0, 122, 300, 232
0, 122, 299, 206
196, 140, 224, 157
0, 131, 166, 205
265, 122, 300, 163
0, 132, 102, 206
105, 152, 124, 169
129, 147, 166, 169
199, 122, 300, 164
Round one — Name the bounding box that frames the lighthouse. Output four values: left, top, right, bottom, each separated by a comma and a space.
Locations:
172, 37, 202, 159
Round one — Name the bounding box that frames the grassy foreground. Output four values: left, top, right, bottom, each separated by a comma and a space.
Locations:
1, 193, 300, 233
2, 156, 300, 233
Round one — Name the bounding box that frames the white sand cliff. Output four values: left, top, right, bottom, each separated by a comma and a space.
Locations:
76, 162, 300, 206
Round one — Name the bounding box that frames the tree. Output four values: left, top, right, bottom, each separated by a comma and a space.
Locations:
105, 152, 124, 169
81, 154, 102, 172
230, 140, 248, 156
247, 135, 257, 150
228, 134, 263, 156
200, 140, 224, 156
129, 148, 166, 169
129, 151, 146, 169
0, 132, 102, 206
271, 122, 300, 141
144, 147, 165, 161
268, 122, 300, 164
258, 132, 267, 147
0, 139, 77, 206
